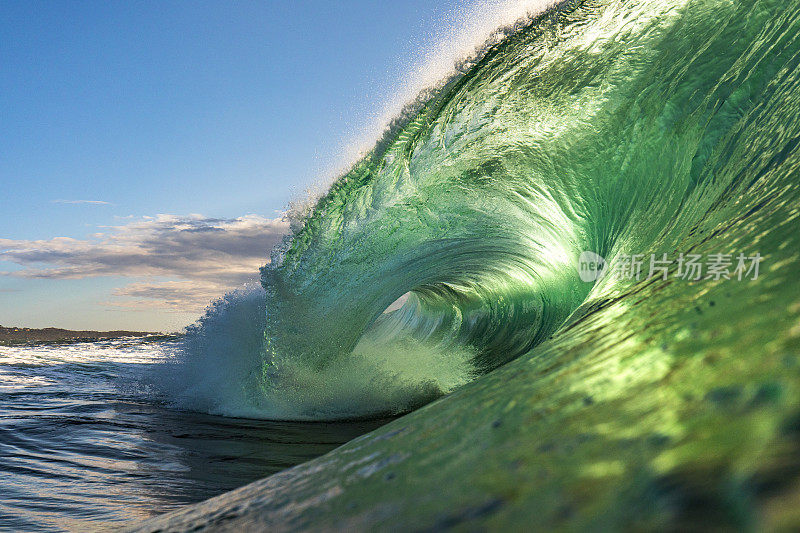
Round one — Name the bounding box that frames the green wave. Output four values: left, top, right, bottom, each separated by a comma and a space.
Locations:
249, 0, 800, 420
140, 1, 800, 528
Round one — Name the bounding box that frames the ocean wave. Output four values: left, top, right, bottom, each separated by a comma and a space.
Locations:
160, 0, 800, 421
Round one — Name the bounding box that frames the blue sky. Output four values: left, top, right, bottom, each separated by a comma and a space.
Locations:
0, 1, 479, 331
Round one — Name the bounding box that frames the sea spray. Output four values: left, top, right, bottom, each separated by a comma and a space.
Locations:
157, 285, 474, 419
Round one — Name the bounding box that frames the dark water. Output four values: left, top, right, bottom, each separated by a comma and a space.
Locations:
0, 338, 390, 531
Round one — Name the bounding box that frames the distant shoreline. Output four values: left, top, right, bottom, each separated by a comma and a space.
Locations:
0, 325, 177, 346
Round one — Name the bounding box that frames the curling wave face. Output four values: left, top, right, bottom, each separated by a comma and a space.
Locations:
162, 0, 800, 420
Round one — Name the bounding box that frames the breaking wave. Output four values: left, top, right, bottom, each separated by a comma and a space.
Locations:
158, 0, 800, 420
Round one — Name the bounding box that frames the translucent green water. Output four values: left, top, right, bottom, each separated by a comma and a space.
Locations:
143, 0, 800, 528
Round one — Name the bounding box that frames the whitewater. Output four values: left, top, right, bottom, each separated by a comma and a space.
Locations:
3, 0, 800, 530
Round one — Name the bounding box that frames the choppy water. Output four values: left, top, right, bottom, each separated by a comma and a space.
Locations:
0, 339, 389, 531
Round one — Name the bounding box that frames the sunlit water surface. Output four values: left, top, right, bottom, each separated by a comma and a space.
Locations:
0, 338, 390, 532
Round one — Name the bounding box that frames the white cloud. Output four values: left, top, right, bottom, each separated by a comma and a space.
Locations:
0, 214, 290, 313
52, 199, 113, 205
104, 280, 239, 312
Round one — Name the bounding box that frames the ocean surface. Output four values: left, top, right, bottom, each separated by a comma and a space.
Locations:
0, 338, 390, 531
5, 0, 800, 530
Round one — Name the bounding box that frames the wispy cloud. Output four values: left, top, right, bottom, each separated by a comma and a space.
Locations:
104, 280, 238, 312
52, 199, 113, 205
0, 214, 290, 312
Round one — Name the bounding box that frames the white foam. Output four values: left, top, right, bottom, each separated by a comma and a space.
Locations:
154, 286, 473, 420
